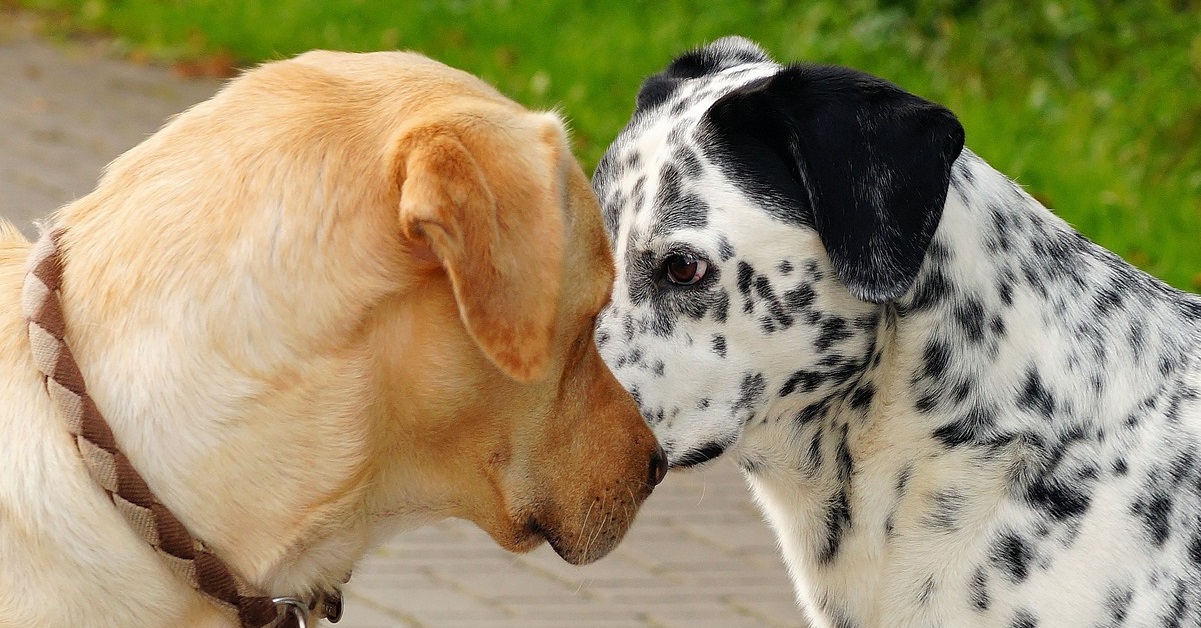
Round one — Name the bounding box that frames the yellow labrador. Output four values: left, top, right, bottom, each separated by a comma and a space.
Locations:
0, 50, 665, 627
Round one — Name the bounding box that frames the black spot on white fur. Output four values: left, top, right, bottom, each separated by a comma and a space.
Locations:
1010, 608, 1038, 628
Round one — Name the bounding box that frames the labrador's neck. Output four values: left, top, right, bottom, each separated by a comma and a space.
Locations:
47, 193, 419, 600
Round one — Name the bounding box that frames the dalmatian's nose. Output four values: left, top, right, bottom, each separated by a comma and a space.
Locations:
649, 445, 669, 487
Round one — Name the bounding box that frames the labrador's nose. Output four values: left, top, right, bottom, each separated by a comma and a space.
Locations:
648, 445, 669, 487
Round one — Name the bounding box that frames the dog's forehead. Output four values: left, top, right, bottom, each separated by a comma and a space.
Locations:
621, 60, 779, 164
597, 61, 779, 251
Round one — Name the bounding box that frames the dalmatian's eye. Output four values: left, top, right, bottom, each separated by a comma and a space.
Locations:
664, 254, 708, 286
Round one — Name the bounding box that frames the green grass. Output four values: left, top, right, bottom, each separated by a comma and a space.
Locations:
16, 0, 1201, 289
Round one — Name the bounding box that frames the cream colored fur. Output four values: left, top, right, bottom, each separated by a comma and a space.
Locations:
0, 50, 659, 627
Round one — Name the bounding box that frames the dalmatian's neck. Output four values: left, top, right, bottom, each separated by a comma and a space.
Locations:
892, 149, 1201, 447
736, 149, 1201, 625
896, 149, 1201, 443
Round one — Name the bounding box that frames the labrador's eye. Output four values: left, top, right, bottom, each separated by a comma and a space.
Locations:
664, 254, 708, 286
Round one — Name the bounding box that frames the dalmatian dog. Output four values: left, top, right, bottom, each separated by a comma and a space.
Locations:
594, 36, 1201, 627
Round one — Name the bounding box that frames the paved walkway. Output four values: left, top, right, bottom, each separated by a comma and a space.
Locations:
0, 11, 804, 627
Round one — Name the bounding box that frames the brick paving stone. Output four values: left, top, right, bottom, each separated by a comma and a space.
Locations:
641, 599, 770, 628
0, 10, 807, 627
725, 588, 810, 627
338, 599, 423, 628
440, 622, 645, 628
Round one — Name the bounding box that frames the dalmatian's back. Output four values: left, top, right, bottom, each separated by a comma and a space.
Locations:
594, 36, 1201, 627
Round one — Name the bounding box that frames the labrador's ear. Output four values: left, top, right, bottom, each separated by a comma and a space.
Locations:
394, 114, 566, 381
706, 65, 965, 303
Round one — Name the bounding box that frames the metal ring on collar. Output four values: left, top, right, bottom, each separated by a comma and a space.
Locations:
271, 597, 309, 628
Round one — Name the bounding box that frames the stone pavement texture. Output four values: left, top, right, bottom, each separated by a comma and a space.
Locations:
0, 11, 805, 627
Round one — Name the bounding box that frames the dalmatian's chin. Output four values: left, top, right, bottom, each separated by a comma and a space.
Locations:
657, 417, 743, 470
669, 440, 729, 469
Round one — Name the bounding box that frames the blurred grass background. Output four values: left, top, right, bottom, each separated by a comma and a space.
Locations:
12, 0, 1201, 290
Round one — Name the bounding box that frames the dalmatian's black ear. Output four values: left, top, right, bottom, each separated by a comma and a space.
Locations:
636, 36, 773, 111
706, 65, 965, 303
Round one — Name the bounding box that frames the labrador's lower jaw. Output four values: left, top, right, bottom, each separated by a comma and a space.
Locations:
534, 518, 627, 566
488, 505, 640, 565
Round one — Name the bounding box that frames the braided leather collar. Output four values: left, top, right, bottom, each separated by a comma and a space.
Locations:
22, 228, 343, 627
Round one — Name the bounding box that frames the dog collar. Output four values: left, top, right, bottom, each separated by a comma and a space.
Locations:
22, 228, 345, 628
